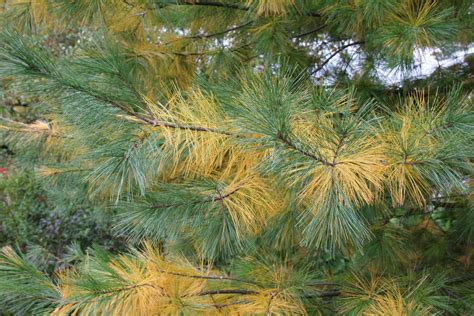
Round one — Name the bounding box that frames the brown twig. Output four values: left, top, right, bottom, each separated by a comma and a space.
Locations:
164, 21, 254, 45
277, 134, 331, 166
310, 41, 364, 76
292, 24, 326, 39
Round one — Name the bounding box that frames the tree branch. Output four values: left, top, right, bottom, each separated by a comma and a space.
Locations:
156, 269, 263, 287
173, 0, 248, 11
330, 130, 348, 167
292, 24, 326, 39
150, 184, 242, 210
91, 282, 163, 295
277, 134, 331, 166
447, 275, 474, 285
7, 47, 236, 136
306, 290, 341, 298
171, 42, 253, 57
67, 82, 234, 135
156, 0, 320, 16
310, 41, 364, 76
164, 21, 254, 45
198, 289, 257, 296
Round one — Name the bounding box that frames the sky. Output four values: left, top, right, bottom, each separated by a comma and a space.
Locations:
322, 42, 474, 85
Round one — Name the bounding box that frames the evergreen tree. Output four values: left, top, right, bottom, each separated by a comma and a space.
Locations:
0, 0, 473, 314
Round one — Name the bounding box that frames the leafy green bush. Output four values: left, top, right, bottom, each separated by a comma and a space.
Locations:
0, 168, 122, 270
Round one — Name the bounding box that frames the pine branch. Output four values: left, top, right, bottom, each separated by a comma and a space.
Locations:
6, 52, 153, 128
171, 42, 253, 57
307, 290, 341, 298
431, 193, 470, 201
310, 41, 364, 75
330, 130, 349, 167
397, 160, 423, 165
55, 73, 236, 135
88, 282, 163, 295
158, 0, 321, 17
157, 0, 321, 16
198, 289, 257, 296
164, 20, 254, 45
122, 0, 136, 8
292, 24, 326, 39
425, 122, 454, 135
166, 0, 249, 11
0, 117, 70, 139
213, 186, 242, 201
192, 21, 253, 38
277, 133, 331, 166
213, 300, 250, 309
265, 291, 278, 314
0, 33, 236, 136
149, 185, 242, 210
155, 269, 263, 287
149, 119, 234, 135
446, 275, 474, 285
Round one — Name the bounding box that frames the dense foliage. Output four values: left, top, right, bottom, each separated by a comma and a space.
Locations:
0, 0, 472, 314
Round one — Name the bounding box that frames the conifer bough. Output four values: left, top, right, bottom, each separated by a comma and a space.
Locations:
0, 0, 473, 314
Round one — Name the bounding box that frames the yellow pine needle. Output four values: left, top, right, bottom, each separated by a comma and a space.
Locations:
28, 0, 50, 23
291, 116, 385, 209
0, 118, 50, 134
382, 93, 444, 207
0, 118, 69, 155
129, 41, 196, 88
340, 271, 427, 315
219, 171, 283, 236
144, 91, 238, 179
340, 269, 385, 304
341, 265, 437, 315
225, 288, 305, 315
35, 166, 80, 178
365, 280, 432, 316
385, 0, 445, 52
56, 242, 222, 315
4, 0, 51, 27
386, 163, 429, 207
246, 0, 296, 16
106, 2, 145, 37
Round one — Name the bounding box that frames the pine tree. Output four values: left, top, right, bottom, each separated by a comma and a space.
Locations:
0, 0, 473, 314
